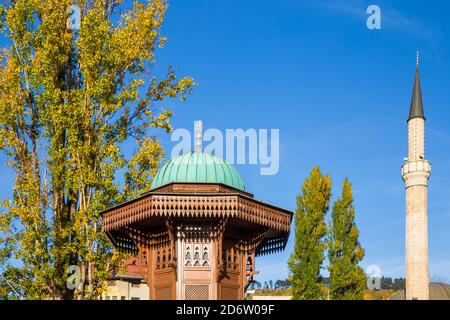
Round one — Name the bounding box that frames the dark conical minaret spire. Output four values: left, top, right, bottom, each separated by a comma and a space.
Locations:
408, 51, 425, 121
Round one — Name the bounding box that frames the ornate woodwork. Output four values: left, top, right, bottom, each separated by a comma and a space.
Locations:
101, 182, 292, 300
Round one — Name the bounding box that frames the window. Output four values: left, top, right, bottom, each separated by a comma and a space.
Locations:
131, 283, 140, 288
107, 280, 116, 286
112, 296, 117, 300
131, 297, 140, 300
121, 296, 126, 300
105, 296, 110, 300
184, 242, 211, 268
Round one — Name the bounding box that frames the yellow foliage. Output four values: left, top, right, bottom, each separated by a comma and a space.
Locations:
0, 0, 194, 299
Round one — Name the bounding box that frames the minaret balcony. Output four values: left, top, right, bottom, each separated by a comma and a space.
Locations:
401, 160, 431, 187
401, 159, 431, 176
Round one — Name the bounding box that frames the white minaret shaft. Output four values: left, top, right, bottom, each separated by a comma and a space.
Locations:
401, 55, 431, 300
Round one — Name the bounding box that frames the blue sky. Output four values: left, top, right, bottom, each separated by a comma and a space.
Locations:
1, 0, 450, 284
152, 0, 450, 283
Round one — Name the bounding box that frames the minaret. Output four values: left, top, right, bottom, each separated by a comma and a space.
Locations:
401, 51, 431, 300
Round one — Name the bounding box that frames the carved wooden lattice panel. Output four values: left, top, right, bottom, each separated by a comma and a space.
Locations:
184, 241, 211, 268
185, 284, 210, 300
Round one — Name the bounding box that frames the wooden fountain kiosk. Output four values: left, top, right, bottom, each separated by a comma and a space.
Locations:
101, 151, 292, 300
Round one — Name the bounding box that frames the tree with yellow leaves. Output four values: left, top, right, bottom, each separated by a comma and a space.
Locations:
328, 179, 366, 300
288, 166, 332, 300
0, 0, 194, 299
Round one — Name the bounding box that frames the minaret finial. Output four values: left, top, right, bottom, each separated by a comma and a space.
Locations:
408, 51, 425, 121
194, 120, 203, 152
416, 50, 420, 68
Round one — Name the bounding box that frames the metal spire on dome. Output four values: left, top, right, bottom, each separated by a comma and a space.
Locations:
194, 120, 203, 152
408, 51, 425, 121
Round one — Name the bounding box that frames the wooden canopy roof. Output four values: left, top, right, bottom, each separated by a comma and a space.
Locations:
101, 182, 292, 256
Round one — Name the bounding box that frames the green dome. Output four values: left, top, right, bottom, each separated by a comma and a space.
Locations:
151, 152, 245, 191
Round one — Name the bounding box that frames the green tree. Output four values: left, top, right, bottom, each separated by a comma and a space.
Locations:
393, 278, 406, 290
381, 276, 393, 290
288, 166, 331, 300
328, 179, 366, 300
0, 0, 194, 300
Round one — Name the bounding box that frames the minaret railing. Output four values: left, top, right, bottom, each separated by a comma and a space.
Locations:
401, 159, 431, 176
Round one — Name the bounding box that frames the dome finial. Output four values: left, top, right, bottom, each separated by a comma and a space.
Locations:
416, 50, 420, 68
194, 120, 203, 152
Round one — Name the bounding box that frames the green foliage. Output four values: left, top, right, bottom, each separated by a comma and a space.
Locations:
328, 179, 366, 300
274, 279, 291, 290
0, 0, 194, 299
288, 166, 331, 300
379, 277, 406, 290
288, 170, 366, 300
